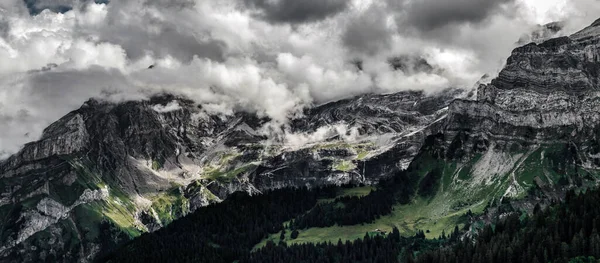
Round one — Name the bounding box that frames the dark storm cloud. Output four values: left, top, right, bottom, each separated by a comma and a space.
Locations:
398, 0, 514, 31
0, 17, 8, 40
342, 0, 515, 54
97, 24, 227, 63
88, 0, 227, 62
243, 0, 349, 24
142, 0, 194, 9
342, 6, 393, 54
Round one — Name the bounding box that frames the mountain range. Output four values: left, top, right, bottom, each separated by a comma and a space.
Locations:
1, 18, 600, 263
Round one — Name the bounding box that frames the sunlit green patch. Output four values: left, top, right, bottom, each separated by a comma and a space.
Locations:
339, 186, 375, 198
215, 151, 242, 166
88, 200, 141, 238
332, 160, 356, 172
150, 188, 189, 225
152, 160, 161, 171
253, 197, 478, 250
356, 150, 370, 160
204, 163, 257, 183
316, 186, 375, 204
87, 186, 142, 238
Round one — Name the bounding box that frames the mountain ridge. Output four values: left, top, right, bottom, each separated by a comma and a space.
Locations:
0, 86, 460, 261
2, 17, 600, 263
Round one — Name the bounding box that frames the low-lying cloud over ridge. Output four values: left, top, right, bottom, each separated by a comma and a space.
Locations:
0, 0, 598, 158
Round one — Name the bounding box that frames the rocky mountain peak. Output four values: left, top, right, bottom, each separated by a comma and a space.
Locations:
445, 17, 600, 162
591, 18, 600, 28
484, 19, 600, 99
517, 21, 565, 45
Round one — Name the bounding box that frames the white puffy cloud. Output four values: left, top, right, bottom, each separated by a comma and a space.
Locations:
0, 0, 598, 158
280, 123, 361, 151
152, 101, 182, 113
276, 53, 373, 103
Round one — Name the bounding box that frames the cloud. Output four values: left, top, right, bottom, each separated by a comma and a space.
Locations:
0, 0, 599, 158
275, 53, 373, 104
400, 0, 515, 31
129, 56, 306, 123
556, 0, 600, 33
152, 101, 183, 113
243, 0, 349, 24
83, 0, 230, 62
280, 123, 361, 150
342, 4, 393, 54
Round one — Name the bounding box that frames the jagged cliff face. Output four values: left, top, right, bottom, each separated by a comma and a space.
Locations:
449, 18, 600, 156
0, 87, 459, 261
426, 19, 600, 205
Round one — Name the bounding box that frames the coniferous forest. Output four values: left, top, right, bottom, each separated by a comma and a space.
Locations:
291, 169, 417, 229
100, 187, 329, 262
250, 188, 600, 263
412, 188, 600, 263
102, 180, 600, 263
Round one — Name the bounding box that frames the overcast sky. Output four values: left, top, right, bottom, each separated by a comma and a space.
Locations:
0, 0, 599, 158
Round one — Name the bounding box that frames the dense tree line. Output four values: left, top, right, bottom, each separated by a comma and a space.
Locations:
101, 187, 334, 263
246, 226, 459, 263
412, 188, 600, 263
292, 189, 395, 228
245, 228, 404, 263
292, 168, 419, 229
239, 188, 600, 263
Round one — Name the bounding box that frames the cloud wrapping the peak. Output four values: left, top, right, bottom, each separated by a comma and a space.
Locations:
0, 0, 599, 158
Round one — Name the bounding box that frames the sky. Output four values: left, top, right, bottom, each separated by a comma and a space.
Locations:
0, 0, 599, 158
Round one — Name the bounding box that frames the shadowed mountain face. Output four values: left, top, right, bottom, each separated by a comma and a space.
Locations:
2, 17, 600, 263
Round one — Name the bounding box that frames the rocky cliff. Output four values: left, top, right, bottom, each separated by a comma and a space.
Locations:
420, 18, 600, 209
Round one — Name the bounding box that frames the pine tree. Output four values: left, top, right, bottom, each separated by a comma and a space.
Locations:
291, 230, 299, 239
